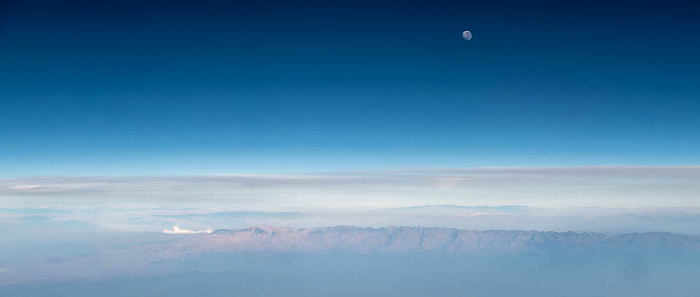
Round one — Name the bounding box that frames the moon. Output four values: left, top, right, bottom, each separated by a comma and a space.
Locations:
462, 30, 472, 40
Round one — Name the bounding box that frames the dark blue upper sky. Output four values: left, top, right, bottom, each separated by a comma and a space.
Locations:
1, 0, 699, 176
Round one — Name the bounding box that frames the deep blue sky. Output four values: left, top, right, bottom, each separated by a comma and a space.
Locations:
1, 0, 699, 176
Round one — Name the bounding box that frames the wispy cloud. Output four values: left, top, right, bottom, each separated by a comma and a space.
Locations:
9, 185, 41, 192
1, 166, 699, 209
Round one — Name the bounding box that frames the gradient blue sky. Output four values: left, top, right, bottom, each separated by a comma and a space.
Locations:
1, 0, 699, 176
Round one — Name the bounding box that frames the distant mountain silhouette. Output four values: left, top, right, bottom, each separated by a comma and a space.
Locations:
156, 226, 700, 255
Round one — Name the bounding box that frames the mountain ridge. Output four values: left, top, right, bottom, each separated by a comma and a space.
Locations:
165, 225, 700, 256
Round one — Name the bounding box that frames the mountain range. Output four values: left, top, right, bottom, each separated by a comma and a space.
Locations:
151, 226, 700, 256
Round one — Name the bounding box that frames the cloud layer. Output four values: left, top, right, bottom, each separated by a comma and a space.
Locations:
1, 166, 699, 237
1, 165, 699, 209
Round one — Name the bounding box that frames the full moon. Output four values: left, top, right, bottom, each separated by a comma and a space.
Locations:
462, 30, 472, 40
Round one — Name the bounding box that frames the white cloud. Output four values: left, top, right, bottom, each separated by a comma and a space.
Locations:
162, 225, 213, 235
10, 185, 42, 192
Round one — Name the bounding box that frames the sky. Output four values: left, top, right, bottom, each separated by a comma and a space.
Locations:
1, 2, 700, 292
1, 0, 699, 176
